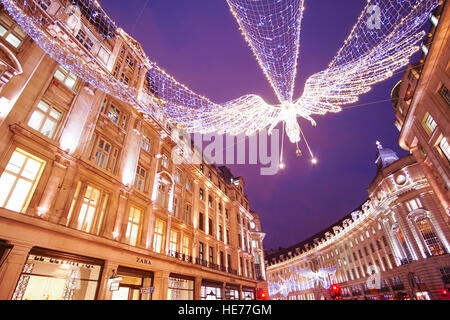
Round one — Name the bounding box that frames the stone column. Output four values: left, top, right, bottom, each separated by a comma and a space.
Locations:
153, 270, 170, 300
59, 87, 105, 156
118, 115, 142, 187
0, 42, 45, 127
117, 192, 130, 243
101, 190, 120, 240
394, 207, 420, 261
0, 242, 32, 300
194, 276, 203, 300
36, 154, 70, 221
165, 215, 172, 255
96, 261, 120, 300
51, 161, 78, 225
67, 183, 89, 229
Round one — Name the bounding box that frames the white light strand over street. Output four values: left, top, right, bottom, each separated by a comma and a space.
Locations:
2, 0, 441, 149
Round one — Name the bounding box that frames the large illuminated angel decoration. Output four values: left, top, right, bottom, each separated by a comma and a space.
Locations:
163, 0, 440, 147
0, 0, 440, 159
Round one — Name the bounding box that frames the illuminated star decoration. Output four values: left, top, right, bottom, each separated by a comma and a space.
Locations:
1, 0, 441, 158
268, 265, 338, 298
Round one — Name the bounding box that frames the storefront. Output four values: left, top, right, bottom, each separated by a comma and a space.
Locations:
11, 248, 103, 300
167, 274, 194, 300
242, 287, 255, 300
225, 284, 240, 300
201, 280, 223, 300
110, 266, 154, 300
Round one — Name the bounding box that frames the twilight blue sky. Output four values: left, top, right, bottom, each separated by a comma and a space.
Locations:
99, 0, 414, 250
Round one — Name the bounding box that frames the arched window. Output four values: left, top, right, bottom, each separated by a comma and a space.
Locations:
415, 218, 446, 257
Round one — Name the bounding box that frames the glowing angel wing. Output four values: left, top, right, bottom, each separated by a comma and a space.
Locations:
294, 0, 441, 117
226, 0, 305, 103
164, 94, 282, 137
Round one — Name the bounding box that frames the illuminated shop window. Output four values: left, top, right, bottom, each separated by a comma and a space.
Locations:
0, 148, 45, 213
27, 100, 63, 139
201, 284, 222, 300
439, 138, 450, 162
125, 206, 142, 246
422, 113, 437, 136
54, 66, 78, 90
12, 253, 102, 300
0, 13, 27, 49
168, 276, 194, 300
416, 218, 446, 257
134, 166, 146, 192
152, 219, 166, 254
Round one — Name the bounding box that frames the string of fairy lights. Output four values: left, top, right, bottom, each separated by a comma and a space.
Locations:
1, 0, 442, 168
268, 265, 338, 298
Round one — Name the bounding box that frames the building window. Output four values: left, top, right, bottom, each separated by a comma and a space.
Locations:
438, 84, 450, 105
125, 206, 142, 246
199, 188, 204, 201
208, 218, 213, 236
76, 29, 95, 51
198, 212, 204, 232
406, 198, 422, 212
54, 65, 78, 90
27, 100, 63, 139
161, 154, 169, 169
416, 218, 446, 257
439, 138, 450, 162
226, 230, 230, 245
77, 185, 101, 233
184, 205, 191, 225
0, 148, 46, 213
173, 196, 179, 218
185, 179, 191, 192
209, 246, 214, 264
422, 113, 437, 136
169, 230, 178, 255
141, 135, 151, 152
94, 138, 110, 170
440, 267, 450, 284
153, 219, 166, 254
208, 195, 213, 208
134, 166, 146, 192
182, 236, 191, 257
0, 13, 26, 49
157, 184, 168, 208
199, 242, 205, 262
107, 104, 121, 125
219, 226, 223, 242
174, 170, 181, 184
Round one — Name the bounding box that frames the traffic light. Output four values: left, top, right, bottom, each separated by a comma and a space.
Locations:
257, 289, 269, 300
441, 289, 449, 297
330, 284, 343, 300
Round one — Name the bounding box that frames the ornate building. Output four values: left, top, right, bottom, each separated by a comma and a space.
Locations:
391, 1, 449, 223
265, 143, 450, 300
0, 0, 266, 300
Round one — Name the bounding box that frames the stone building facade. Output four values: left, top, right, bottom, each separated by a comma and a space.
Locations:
391, 1, 449, 223
265, 144, 450, 300
0, 0, 266, 300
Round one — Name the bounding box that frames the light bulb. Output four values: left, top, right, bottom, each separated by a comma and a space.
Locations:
279, 163, 286, 170
311, 158, 318, 165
